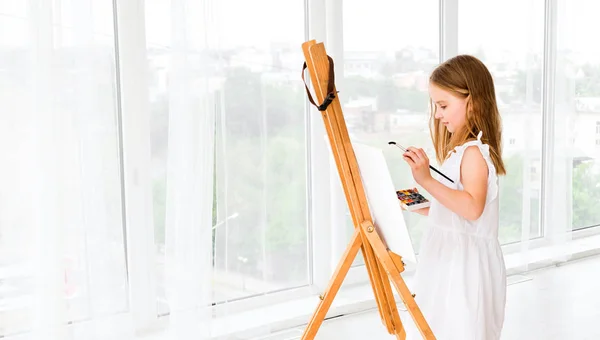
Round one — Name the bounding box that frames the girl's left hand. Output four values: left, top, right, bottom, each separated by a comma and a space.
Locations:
402, 147, 433, 186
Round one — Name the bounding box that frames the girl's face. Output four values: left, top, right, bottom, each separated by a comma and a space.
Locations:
429, 83, 468, 134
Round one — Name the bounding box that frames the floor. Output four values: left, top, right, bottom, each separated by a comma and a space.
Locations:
281, 254, 600, 340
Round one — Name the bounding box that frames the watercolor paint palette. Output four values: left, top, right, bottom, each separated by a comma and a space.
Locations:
396, 188, 431, 211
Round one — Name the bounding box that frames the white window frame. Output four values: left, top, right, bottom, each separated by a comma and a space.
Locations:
440, 0, 458, 62
540, 0, 557, 241
306, 0, 332, 296
308, 0, 370, 293
114, 0, 159, 331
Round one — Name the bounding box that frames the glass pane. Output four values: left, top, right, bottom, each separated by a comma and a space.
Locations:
458, 0, 544, 244
0, 0, 127, 335
556, 0, 600, 230
212, 0, 309, 302
341, 0, 440, 263
145, 0, 309, 314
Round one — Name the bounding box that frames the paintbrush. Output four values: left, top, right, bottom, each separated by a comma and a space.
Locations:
388, 141, 454, 184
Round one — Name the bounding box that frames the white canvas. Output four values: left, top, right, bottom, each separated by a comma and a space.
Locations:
352, 143, 417, 265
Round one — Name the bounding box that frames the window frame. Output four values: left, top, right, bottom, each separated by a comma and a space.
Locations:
114, 0, 159, 330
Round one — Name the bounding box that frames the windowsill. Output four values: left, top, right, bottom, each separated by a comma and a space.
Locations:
503, 226, 600, 275
213, 281, 398, 340
143, 227, 600, 340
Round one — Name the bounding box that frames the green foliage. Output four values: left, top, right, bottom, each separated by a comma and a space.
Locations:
497, 155, 600, 241
212, 127, 308, 282
264, 84, 305, 130
498, 155, 526, 244
572, 161, 600, 229
264, 131, 307, 249
222, 67, 263, 136
212, 68, 310, 283
575, 64, 600, 97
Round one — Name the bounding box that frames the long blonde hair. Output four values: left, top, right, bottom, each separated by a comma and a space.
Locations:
429, 55, 506, 175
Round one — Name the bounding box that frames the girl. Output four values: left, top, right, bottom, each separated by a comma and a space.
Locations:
402, 55, 507, 340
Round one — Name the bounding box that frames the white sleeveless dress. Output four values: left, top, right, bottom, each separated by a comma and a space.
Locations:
406, 132, 507, 340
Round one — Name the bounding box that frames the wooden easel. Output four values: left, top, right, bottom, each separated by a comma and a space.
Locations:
300, 40, 435, 340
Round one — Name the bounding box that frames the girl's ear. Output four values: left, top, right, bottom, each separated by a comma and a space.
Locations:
465, 95, 473, 116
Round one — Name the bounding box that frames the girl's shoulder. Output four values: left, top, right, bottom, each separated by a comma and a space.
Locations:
449, 131, 494, 169
451, 131, 499, 204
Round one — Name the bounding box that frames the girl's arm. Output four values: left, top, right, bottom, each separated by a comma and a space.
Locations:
403, 146, 488, 221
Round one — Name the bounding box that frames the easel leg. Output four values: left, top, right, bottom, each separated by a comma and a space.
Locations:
301, 229, 363, 340
357, 229, 396, 333
378, 259, 406, 339
360, 221, 436, 340
388, 272, 434, 339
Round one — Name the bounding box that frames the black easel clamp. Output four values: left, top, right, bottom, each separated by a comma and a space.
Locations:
301, 55, 337, 112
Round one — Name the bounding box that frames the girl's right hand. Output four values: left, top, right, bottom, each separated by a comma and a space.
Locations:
402, 147, 433, 186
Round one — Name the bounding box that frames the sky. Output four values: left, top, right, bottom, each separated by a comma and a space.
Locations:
1, 0, 600, 64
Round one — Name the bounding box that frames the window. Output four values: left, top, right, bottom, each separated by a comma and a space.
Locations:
0, 0, 127, 336
340, 0, 440, 266
556, 0, 600, 230
3, 1, 600, 338
458, 0, 544, 244
214, 0, 310, 302
146, 0, 310, 313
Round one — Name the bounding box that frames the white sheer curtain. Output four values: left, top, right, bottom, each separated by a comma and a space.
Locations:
161, 0, 215, 339
0, 0, 128, 339
0, 0, 218, 339
543, 0, 576, 264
